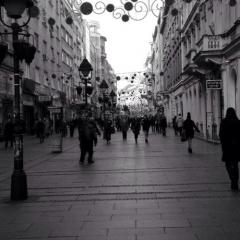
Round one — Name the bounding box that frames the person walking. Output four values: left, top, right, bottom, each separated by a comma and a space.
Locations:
142, 115, 151, 143
172, 116, 178, 136
160, 113, 167, 136
36, 118, 45, 143
3, 117, 14, 149
44, 117, 51, 138
183, 112, 200, 153
150, 115, 156, 133
104, 116, 113, 144
155, 115, 161, 134
219, 107, 240, 191
120, 115, 129, 140
78, 112, 100, 164
176, 113, 184, 136
69, 118, 76, 138
131, 117, 141, 143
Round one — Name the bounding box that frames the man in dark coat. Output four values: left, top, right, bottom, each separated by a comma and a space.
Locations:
36, 119, 45, 143
160, 114, 167, 136
183, 112, 200, 153
78, 112, 100, 164
69, 118, 76, 137
4, 118, 14, 148
131, 117, 141, 143
142, 115, 151, 143
103, 115, 113, 144
219, 107, 240, 191
120, 115, 129, 140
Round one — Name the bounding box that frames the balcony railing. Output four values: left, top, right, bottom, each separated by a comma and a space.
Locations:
197, 35, 228, 52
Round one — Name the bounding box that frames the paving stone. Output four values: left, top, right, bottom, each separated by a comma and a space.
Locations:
137, 219, 190, 228
83, 219, 135, 229
0, 132, 237, 239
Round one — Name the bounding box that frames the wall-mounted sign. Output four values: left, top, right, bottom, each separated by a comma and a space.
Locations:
38, 95, 51, 102
206, 80, 222, 89
48, 106, 62, 113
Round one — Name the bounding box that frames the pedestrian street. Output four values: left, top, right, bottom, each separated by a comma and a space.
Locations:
1, 130, 240, 240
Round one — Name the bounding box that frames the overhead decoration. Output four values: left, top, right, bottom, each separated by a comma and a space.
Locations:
63, 0, 237, 24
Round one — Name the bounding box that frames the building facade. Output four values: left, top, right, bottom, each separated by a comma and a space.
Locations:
160, 1, 183, 124
0, 0, 116, 135
151, 0, 240, 142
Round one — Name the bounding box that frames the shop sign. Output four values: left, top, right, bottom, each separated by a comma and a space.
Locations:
38, 95, 51, 102
206, 80, 222, 89
48, 107, 62, 113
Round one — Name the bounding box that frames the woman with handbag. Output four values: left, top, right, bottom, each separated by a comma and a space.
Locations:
219, 107, 240, 191
183, 112, 200, 153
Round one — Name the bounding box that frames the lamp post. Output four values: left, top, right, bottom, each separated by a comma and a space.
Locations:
78, 58, 93, 107
99, 80, 109, 122
0, 0, 39, 200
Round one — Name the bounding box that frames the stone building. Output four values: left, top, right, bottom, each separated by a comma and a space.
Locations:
160, 1, 182, 124
151, 13, 164, 112
153, 0, 240, 142
180, 0, 240, 142
0, 13, 14, 133
0, 0, 86, 133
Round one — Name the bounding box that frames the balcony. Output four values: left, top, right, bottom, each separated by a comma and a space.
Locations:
197, 35, 227, 51
193, 34, 229, 68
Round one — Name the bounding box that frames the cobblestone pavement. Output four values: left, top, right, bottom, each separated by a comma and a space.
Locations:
1, 129, 240, 240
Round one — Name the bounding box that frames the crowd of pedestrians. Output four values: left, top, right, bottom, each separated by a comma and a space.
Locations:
1, 107, 240, 192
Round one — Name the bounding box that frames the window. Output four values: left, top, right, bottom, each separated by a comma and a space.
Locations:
56, 26, 59, 38
35, 68, 40, 83
56, 0, 59, 15
51, 47, 55, 61
34, 33, 39, 49
43, 40, 47, 55
62, 52, 65, 62
57, 52, 60, 65
44, 72, 48, 86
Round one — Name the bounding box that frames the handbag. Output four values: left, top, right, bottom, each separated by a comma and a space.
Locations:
181, 129, 187, 142
110, 126, 115, 134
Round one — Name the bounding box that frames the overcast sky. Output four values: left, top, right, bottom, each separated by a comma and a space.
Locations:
84, 4, 158, 74
83, 1, 160, 91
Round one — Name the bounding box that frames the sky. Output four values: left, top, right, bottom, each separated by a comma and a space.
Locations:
83, 0, 159, 90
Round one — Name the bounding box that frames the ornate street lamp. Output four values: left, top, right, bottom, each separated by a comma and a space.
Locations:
78, 58, 93, 106
0, 0, 39, 200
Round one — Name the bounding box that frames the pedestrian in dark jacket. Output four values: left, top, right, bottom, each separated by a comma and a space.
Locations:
183, 112, 200, 153
219, 107, 240, 191
78, 113, 100, 164
160, 114, 167, 136
69, 118, 76, 137
104, 116, 113, 144
4, 118, 13, 148
150, 115, 156, 133
131, 117, 141, 143
36, 119, 45, 143
142, 115, 151, 143
172, 116, 178, 136
120, 115, 129, 140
